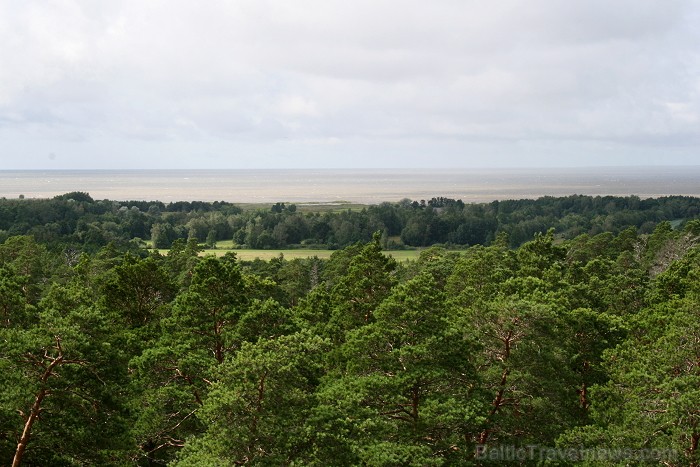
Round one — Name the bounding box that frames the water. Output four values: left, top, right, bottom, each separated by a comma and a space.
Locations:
1, 167, 699, 204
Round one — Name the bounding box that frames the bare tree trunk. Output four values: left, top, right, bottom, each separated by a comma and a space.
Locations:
477, 327, 515, 446
578, 382, 589, 410
13, 387, 49, 467
689, 432, 699, 467
13, 340, 65, 467
478, 367, 510, 445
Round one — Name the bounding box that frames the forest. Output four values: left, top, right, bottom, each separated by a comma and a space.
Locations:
2, 192, 700, 251
1, 194, 699, 466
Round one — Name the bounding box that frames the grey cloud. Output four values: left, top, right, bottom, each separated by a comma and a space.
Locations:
0, 0, 698, 168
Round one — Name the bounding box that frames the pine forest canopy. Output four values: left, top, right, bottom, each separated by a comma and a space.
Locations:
0, 193, 699, 465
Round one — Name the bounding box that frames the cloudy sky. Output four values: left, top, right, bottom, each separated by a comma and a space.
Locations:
1, 0, 699, 169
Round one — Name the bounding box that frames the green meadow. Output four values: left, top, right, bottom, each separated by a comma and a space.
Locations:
150, 239, 424, 261
154, 247, 423, 261
229, 249, 422, 261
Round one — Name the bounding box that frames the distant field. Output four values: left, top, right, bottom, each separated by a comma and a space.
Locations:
152, 248, 423, 261
207, 249, 423, 261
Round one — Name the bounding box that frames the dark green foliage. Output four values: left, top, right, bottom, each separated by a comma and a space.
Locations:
3, 193, 700, 253
174, 331, 330, 466
100, 254, 176, 329
54, 191, 94, 203
558, 300, 700, 466
0, 265, 34, 328
1, 280, 132, 465
314, 272, 483, 465
168, 255, 248, 365
2, 193, 700, 465
456, 298, 579, 447
328, 234, 397, 338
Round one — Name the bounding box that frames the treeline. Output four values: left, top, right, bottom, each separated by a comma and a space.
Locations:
1, 221, 699, 465
1, 192, 700, 250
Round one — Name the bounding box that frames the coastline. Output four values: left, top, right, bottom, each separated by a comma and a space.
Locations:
1, 166, 699, 204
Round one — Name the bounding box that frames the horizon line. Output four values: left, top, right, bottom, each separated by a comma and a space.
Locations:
3, 165, 700, 172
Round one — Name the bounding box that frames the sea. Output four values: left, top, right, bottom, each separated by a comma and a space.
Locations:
1, 167, 699, 204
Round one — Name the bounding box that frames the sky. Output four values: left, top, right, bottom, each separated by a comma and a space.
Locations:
1, 0, 699, 170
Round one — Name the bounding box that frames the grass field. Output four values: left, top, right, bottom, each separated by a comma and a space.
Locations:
153, 248, 423, 261
210, 249, 424, 261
